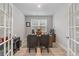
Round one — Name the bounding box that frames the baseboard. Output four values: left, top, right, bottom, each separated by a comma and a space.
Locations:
56, 41, 67, 52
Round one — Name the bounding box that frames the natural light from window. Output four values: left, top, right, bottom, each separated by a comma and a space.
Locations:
31, 19, 47, 33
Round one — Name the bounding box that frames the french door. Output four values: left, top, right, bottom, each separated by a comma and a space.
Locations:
0, 3, 13, 56
68, 3, 79, 56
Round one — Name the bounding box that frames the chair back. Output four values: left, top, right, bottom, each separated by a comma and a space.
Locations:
40, 34, 49, 47
27, 35, 37, 48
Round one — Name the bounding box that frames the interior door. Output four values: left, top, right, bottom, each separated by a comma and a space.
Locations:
68, 3, 79, 56
68, 4, 75, 56
0, 3, 13, 56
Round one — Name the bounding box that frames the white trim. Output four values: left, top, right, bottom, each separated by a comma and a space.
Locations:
71, 38, 79, 45
75, 26, 79, 27
0, 26, 4, 28
0, 39, 11, 46
56, 41, 68, 52
11, 3, 13, 56
0, 4, 9, 17
5, 49, 11, 56
4, 6, 6, 55
0, 26, 10, 29
69, 48, 76, 56
76, 32, 79, 33
67, 3, 71, 56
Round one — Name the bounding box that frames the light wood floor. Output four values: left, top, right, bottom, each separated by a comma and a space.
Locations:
14, 43, 67, 56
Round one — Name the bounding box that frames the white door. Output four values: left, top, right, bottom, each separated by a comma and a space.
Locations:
0, 3, 13, 56
68, 3, 79, 56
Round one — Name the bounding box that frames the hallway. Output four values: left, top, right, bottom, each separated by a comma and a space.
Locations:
1, 3, 79, 56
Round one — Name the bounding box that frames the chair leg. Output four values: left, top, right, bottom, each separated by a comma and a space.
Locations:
47, 48, 49, 53
52, 43, 53, 48
35, 48, 37, 53
41, 48, 42, 53
29, 48, 30, 53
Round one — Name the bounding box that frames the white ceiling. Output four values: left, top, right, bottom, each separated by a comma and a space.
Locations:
13, 3, 68, 16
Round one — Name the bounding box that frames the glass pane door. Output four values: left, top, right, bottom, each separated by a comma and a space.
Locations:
0, 9, 4, 26
0, 3, 13, 56
69, 3, 79, 56
69, 4, 76, 56
0, 44, 4, 56
0, 28, 4, 56
75, 4, 79, 56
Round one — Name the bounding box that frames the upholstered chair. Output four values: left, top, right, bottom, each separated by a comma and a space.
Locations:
40, 34, 49, 53
27, 35, 37, 53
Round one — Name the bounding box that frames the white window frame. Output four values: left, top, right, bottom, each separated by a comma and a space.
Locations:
31, 19, 47, 33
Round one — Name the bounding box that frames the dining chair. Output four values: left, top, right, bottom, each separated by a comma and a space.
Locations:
40, 34, 49, 53
27, 35, 37, 53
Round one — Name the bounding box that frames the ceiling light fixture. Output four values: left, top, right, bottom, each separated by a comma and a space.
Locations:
37, 5, 41, 8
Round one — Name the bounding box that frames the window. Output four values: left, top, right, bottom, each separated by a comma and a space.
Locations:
31, 19, 47, 32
